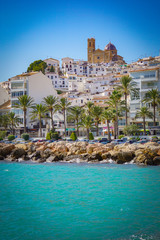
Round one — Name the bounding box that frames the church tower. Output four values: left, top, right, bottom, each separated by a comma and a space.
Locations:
87, 38, 95, 63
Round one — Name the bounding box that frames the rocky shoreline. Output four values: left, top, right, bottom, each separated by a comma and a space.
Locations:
0, 141, 160, 165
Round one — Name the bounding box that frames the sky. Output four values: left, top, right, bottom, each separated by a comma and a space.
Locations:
0, 0, 160, 82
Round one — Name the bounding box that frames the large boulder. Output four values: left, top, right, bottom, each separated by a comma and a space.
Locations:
11, 148, 26, 159
88, 153, 102, 162
116, 151, 135, 164
0, 144, 15, 157
15, 144, 28, 150
153, 156, 160, 165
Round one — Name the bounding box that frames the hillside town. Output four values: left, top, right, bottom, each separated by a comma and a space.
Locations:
1, 38, 160, 139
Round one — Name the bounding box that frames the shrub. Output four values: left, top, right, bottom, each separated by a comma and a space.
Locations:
46, 132, 51, 140
118, 135, 124, 139
0, 131, 6, 139
97, 137, 101, 141
8, 135, 15, 141
21, 133, 29, 141
89, 132, 94, 140
0, 137, 3, 141
50, 131, 59, 140
70, 132, 77, 141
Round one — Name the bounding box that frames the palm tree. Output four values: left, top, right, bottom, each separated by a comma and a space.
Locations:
117, 76, 138, 126
143, 89, 160, 128
68, 106, 84, 136
0, 114, 10, 131
101, 109, 113, 141
14, 95, 34, 133
8, 112, 21, 134
30, 104, 47, 137
57, 98, 71, 137
136, 107, 153, 135
106, 90, 123, 138
81, 115, 93, 139
91, 106, 103, 136
43, 95, 58, 131
85, 101, 94, 114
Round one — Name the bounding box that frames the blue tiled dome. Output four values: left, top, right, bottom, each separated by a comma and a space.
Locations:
104, 42, 116, 51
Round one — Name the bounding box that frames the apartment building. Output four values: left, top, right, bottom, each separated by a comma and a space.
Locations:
10, 72, 57, 135
129, 67, 160, 133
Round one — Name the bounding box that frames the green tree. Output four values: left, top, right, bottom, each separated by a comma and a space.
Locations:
106, 90, 123, 138
27, 60, 47, 74
101, 109, 113, 141
85, 101, 94, 114
117, 76, 138, 126
43, 95, 58, 131
143, 89, 160, 128
91, 106, 103, 136
14, 95, 34, 133
8, 112, 21, 134
136, 107, 153, 135
123, 124, 140, 136
50, 65, 55, 72
56, 98, 71, 137
70, 132, 77, 141
68, 106, 84, 136
81, 115, 94, 139
0, 114, 10, 130
30, 104, 47, 137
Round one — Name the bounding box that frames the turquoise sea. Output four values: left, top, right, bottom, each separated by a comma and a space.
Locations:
0, 162, 160, 240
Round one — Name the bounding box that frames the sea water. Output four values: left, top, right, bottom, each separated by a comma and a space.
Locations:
0, 161, 160, 240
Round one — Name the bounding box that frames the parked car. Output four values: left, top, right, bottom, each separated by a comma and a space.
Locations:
111, 139, 124, 145
136, 139, 149, 144
99, 138, 108, 143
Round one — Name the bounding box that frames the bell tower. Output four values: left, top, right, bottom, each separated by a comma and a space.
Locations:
87, 38, 95, 63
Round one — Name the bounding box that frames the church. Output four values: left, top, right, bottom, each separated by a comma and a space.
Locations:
87, 38, 125, 64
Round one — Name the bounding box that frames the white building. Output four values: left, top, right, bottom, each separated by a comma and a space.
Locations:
10, 72, 57, 136
129, 67, 160, 133
44, 58, 60, 74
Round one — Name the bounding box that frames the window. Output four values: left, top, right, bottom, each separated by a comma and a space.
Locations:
131, 88, 140, 100
11, 91, 24, 98
55, 81, 57, 84
11, 82, 23, 89
97, 56, 100, 59
51, 76, 53, 79
81, 100, 83, 103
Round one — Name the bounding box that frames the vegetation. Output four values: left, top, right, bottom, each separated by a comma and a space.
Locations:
117, 76, 138, 126
43, 95, 57, 131
91, 106, 103, 136
101, 109, 113, 141
27, 60, 47, 74
68, 106, 84, 136
89, 132, 94, 140
30, 104, 47, 137
118, 135, 124, 139
123, 124, 140, 136
136, 106, 153, 135
15, 95, 34, 133
8, 135, 15, 141
8, 112, 20, 134
50, 65, 55, 72
70, 132, 77, 141
56, 98, 71, 137
21, 133, 29, 141
143, 89, 160, 129
0, 114, 10, 130
0, 131, 6, 139
81, 115, 93, 139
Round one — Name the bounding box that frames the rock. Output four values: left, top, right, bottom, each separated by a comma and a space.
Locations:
15, 144, 28, 150
0, 155, 4, 160
46, 154, 63, 162
22, 155, 30, 161
116, 151, 135, 164
11, 148, 26, 159
153, 156, 160, 165
36, 158, 46, 163
0, 144, 15, 157
88, 153, 102, 162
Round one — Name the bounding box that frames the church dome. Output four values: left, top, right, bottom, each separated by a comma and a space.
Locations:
104, 42, 116, 51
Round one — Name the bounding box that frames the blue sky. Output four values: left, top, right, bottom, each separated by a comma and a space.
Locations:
0, 0, 160, 82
